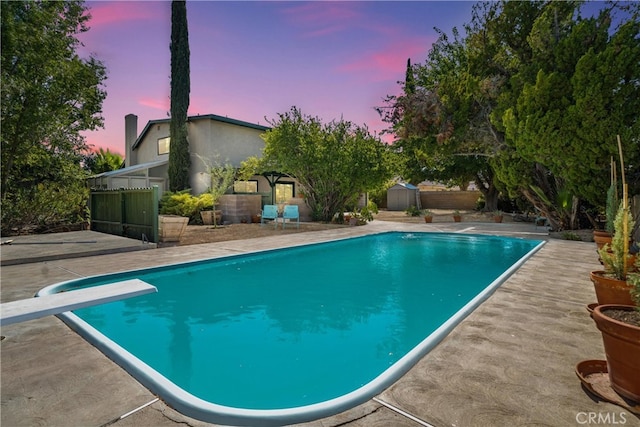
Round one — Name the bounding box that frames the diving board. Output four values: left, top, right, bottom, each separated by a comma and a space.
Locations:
0, 279, 157, 326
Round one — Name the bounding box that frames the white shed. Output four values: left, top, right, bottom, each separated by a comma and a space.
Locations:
387, 183, 420, 211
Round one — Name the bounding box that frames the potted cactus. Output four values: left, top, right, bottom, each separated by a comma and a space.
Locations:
591, 268, 640, 402
591, 204, 637, 306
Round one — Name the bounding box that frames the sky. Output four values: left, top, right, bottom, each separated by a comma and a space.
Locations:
78, 1, 480, 156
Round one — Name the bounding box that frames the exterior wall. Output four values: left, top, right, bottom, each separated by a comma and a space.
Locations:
420, 191, 481, 210
134, 121, 171, 165
189, 120, 266, 194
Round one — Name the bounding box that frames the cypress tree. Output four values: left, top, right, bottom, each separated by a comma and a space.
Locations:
404, 58, 415, 95
168, 0, 191, 191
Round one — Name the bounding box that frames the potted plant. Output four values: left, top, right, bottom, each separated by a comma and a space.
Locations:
452, 210, 462, 222
591, 203, 637, 306
423, 209, 433, 223
591, 269, 640, 402
158, 190, 192, 242
493, 210, 504, 223
199, 157, 235, 228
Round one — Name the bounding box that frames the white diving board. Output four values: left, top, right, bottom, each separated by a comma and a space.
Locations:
0, 279, 157, 326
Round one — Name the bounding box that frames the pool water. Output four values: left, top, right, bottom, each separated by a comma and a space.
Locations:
41, 232, 542, 424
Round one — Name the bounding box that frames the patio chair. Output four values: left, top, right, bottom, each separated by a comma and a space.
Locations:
260, 205, 279, 228
282, 205, 300, 229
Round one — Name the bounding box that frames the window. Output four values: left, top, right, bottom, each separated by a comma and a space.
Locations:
233, 180, 258, 193
275, 182, 294, 203
158, 137, 170, 155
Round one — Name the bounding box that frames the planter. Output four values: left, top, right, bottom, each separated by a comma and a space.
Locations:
593, 230, 612, 250
493, 215, 503, 223
424, 216, 433, 223
159, 215, 189, 242
592, 304, 640, 402
453, 215, 462, 222
251, 214, 261, 224
200, 210, 222, 225
590, 271, 635, 306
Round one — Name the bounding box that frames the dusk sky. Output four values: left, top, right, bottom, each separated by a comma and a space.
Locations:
78, 1, 481, 155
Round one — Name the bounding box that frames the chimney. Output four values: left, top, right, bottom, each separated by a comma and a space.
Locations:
125, 114, 138, 168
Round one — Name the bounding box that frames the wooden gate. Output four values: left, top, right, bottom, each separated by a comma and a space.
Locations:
90, 187, 159, 243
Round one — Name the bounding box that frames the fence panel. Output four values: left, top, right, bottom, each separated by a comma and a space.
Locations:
90, 187, 159, 243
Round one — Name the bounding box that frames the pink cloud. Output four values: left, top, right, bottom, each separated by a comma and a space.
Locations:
138, 97, 169, 112
338, 37, 433, 82
280, 2, 363, 37
84, 2, 161, 28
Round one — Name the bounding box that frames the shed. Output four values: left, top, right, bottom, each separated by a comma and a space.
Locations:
387, 182, 420, 211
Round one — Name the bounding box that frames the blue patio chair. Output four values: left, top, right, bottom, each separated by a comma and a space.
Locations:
260, 205, 279, 228
282, 205, 300, 229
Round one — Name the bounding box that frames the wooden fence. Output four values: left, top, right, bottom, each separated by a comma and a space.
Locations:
90, 187, 159, 243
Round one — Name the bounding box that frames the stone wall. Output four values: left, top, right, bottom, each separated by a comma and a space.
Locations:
219, 194, 262, 224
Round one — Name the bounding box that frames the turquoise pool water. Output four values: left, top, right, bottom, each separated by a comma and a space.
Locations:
41, 232, 543, 425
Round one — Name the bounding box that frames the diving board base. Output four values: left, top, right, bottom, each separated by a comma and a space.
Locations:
0, 279, 157, 326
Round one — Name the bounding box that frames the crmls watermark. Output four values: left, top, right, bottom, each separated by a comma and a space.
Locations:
575, 412, 628, 425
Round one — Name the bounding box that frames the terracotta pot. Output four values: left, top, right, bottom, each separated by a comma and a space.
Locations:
493, 215, 503, 223
424, 216, 433, 223
453, 215, 462, 222
590, 271, 635, 306
251, 214, 261, 224
593, 230, 612, 250
592, 305, 640, 402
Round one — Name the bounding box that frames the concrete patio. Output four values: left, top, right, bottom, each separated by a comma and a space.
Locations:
1, 219, 637, 426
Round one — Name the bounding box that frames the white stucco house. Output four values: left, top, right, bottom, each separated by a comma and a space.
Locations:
88, 114, 309, 222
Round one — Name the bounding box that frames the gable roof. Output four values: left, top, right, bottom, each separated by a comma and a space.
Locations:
132, 114, 270, 150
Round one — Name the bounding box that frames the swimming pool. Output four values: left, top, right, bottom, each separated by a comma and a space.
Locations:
40, 231, 543, 426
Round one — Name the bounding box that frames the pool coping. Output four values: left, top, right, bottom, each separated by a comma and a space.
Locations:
2, 220, 631, 426
36, 232, 545, 426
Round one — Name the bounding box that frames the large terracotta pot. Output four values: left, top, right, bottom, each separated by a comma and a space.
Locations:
592, 304, 640, 402
593, 230, 612, 250
424, 216, 433, 223
590, 271, 635, 306
453, 215, 462, 222
493, 215, 503, 223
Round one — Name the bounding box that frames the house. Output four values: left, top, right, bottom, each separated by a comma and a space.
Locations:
88, 114, 310, 222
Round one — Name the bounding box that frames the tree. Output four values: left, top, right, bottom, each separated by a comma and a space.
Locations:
167, 0, 190, 192
258, 107, 394, 222
84, 148, 123, 174
1, 0, 106, 233
197, 155, 235, 227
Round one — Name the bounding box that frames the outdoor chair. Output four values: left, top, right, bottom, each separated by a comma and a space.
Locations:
282, 205, 300, 229
261, 205, 279, 228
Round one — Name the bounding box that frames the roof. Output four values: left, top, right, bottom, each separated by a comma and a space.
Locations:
89, 159, 168, 179
132, 114, 270, 150
390, 182, 418, 190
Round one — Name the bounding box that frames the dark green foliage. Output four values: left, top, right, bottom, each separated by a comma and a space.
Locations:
379, 1, 640, 229
84, 148, 123, 174
1, 0, 106, 234
168, 0, 191, 191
